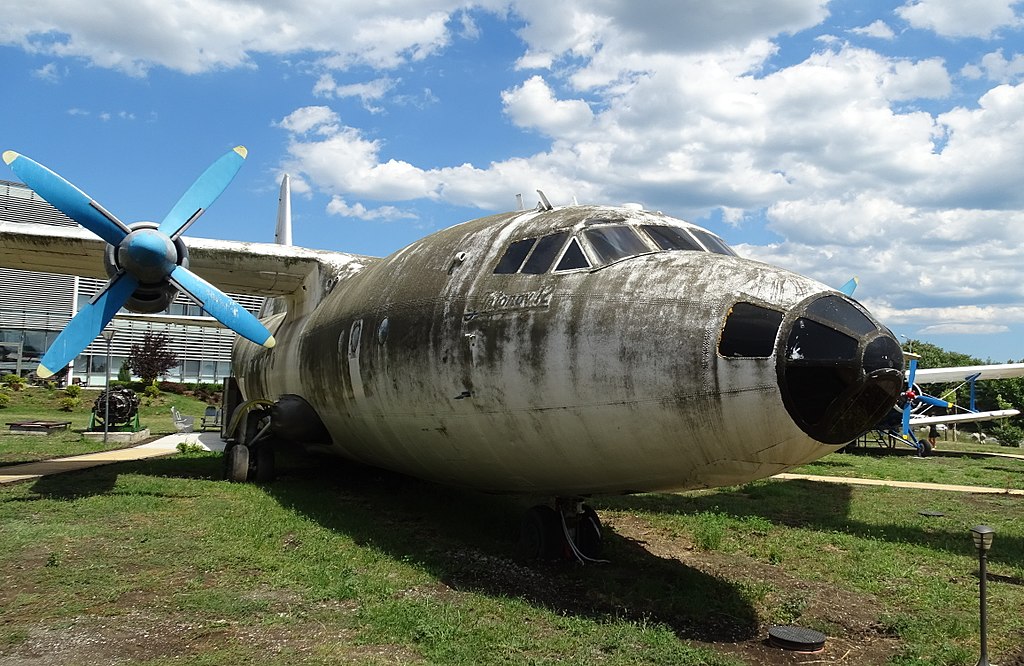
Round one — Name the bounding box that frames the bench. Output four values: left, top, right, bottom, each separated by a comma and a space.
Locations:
200, 406, 222, 431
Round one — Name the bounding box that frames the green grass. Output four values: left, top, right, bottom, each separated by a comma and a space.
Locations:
0, 386, 211, 464
792, 449, 1024, 490
2, 391, 1024, 664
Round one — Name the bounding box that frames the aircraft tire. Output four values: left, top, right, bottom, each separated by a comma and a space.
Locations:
919, 440, 932, 457
577, 504, 603, 558
517, 505, 561, 560
254, 445, 276, 483
227, 444, 250, 482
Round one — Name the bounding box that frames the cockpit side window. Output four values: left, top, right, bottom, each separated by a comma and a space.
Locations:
642, 225, 704, 252
522, 231, 569, 274
494, 238, 536, 274
554, 237, 591, 272
719, 302, 784, 358
583, 225, 651, 264
689, 229, 737, 256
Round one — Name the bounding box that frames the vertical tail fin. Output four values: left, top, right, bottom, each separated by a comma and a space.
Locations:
275, 174, 292, 246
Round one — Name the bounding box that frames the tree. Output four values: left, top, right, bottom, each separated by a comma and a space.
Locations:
125, 332, 178, 384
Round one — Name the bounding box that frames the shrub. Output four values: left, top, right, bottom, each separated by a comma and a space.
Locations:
3, 374, 26, 391
58, 397, 80, 412
63, 385, 82, 398
143, 385, 161, 399
0, 391, 9, 408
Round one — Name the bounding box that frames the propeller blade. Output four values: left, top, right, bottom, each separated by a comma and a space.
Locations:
37, 272, 140, 378
169, 266, 275, 348
900, 358, 918, 439
3, 150, 131, 245
158, 146, 247, 239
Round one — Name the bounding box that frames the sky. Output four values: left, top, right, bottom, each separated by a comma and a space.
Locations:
2, 0, 1024, 362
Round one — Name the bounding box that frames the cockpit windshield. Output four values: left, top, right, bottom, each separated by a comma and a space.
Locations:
583, 225, 652, 264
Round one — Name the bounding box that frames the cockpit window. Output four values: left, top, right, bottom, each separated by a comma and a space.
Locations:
583, 225, 651, 264
494, 238, 536, 274
554, 238, 591, 272
804, 295, 876, 336
689, 229, 737, 256
522, 232, 569, 274
719, 302, 784, 358
642, 225, 704, 252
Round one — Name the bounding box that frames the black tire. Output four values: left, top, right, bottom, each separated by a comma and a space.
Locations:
227, 444, 250, 482
919, 440, 932, 457
254, 446, 276, 483
517, 505, 561, 560
577, 504, 603, 559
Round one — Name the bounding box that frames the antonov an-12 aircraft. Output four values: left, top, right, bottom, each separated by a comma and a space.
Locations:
1, 146, 906, 559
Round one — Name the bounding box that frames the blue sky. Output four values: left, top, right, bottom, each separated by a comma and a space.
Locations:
2, 0, 1024, 362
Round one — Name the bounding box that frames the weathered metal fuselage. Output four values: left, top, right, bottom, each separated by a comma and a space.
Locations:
234, 205, 902, 495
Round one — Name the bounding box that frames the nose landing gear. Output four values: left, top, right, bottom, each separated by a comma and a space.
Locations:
517, 498, 607, 563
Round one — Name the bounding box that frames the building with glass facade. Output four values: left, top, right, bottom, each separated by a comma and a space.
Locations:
1, 179, 262, 386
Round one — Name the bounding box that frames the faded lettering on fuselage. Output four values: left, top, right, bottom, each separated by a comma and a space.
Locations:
465, 287, 554, 321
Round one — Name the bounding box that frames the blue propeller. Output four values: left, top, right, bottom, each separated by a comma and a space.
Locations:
900, 358, 952, 440
2, 147, 275, 379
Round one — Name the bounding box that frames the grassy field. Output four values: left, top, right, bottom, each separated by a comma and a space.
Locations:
0, 386, 212, 465
1, 388, 1023, 665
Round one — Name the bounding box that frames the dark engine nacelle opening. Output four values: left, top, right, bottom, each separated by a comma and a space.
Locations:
271, 394, 331, 445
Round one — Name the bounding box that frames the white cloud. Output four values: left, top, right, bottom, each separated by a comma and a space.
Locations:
969, 49, 1024, 83
314, 75, 400, 113
32, 62, 62, 82
501, 76, 594, 137
326, 196, 418, 221
896, 0, 1023, 38
273, 106, 340, 135
850, 20, 896, 40
0, 1, 473, 75
918, 323, 1010, 335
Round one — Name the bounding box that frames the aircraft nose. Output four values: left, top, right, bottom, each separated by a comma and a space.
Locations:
777, 294, 904, 444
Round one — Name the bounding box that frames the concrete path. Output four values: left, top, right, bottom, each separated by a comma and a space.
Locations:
0, 431, 225, 485
773, 472, 1024, 496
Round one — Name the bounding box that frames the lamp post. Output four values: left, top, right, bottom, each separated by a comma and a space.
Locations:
99, 328, 116, 446
970, 525, 994, 666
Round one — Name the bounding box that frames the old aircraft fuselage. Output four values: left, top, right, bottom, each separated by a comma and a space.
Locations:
234, 205, 904, 495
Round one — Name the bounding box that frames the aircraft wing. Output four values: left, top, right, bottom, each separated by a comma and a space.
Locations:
910, 410, 1020, 426
0, 220, 374, 297
913, 363, 1024, 384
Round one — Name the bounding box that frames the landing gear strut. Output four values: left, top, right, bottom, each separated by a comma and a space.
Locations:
224, 407, 276, 483
517, 498, 606, 563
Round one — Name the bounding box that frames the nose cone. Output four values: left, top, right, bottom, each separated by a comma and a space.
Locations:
777, 294, 903, 444
118, 228, 177, 283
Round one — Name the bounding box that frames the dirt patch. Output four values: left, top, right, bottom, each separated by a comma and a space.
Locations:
604, 513, 902, 664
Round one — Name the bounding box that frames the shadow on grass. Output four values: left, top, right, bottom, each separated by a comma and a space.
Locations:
22, 450, 760, 643
595, 479, 1024, 567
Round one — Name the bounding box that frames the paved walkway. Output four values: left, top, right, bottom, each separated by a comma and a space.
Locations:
773, 472, 1024, 496
0, 431, 225, 485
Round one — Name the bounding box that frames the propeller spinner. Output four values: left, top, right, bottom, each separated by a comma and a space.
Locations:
2, 146, 275, 378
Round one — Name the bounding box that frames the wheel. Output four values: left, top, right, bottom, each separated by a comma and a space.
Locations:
254, 446, 276, 483
227, 444, 250, 482
517, 505, 561, 560
919, 440, 932, 457
577, 505, 603, 559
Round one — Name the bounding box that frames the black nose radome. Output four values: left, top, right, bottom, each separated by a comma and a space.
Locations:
777, 294, 904, 445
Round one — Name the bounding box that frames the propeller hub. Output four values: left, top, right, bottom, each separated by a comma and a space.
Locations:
118, 227, 178, 283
